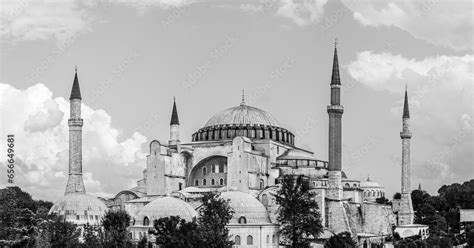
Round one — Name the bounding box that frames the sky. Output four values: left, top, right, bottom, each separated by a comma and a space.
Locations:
0, 0, 472, 201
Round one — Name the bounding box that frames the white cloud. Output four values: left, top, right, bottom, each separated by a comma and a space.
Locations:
0, 83, 147, 200
342, 0, 473, 51
276, 0, 328, 26
347, 51, 473, 191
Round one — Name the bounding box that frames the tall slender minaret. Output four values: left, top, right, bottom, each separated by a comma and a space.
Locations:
169, 97, 180, 146
65, 67, 86, 195
327, 39, 344, 200
398, 86, 414, 225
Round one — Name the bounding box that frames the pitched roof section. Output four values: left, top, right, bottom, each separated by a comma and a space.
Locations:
331, 40, 341, 85
403, 87, 410, 118
170, 98, 180, 125
69, 68, 82, 100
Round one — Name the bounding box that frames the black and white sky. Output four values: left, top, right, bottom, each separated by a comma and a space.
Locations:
0, 0, 472, 201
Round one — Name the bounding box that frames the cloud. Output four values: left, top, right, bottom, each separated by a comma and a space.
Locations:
276, 0, 328, 26
0, 83, 147, 201
347, 51, 473, 191
0, 0, 192, 43
342, 0, 473, 51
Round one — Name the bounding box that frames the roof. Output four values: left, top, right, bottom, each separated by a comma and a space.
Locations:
136, 196, 198, 224
277, 149, 316, 160
331, 43, 341, 85
403, 87, 410, 118
460, 209, 474, 222
70, 69, 82, 100
360, 178, 383, 188
204, 104, 281, 128
220, 191, 270, 224
49, 193, 107, 225
170, 98, 180, 125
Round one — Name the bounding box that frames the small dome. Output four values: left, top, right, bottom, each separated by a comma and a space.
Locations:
205, 104, 281, 128
49, 193, 107, 225
136, 196, 197, 225
220, 191, 270, 224
360, 178, 383, 188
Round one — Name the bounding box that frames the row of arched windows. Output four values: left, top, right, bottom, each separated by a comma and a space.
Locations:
344, 183, 359, 188
192, 126, 295, 145
234, 234, 278, 246
364, 190, 385, 198
234, 235, 253, 245
194, 178, 225, 186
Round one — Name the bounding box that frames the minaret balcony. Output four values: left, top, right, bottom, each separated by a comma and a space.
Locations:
68, 119, 84, 126
400, 131, 412, 139
327, 105, 344, 114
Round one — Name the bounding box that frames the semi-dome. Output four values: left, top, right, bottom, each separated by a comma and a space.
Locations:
192, 101, 295, 145
220, 191, 271, 224
135, 196, 197, 226
49, 193, 107, 225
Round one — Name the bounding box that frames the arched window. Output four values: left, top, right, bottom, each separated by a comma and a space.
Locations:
259, 179, 265, 189
211, 179, 215, 185
202, 167, 207, 175
211, 164, 216, 173
235, 235, 241, 245
195, 180, 199, 186
353, 183, 357, 188
266, 235, 270, 243
220, 178, 224, 185
238, 216, 247, 224
143, 217, 150, 226
203, 179, 207, 186
345, 183, 350, 188
262, 194, 268, 206
247, 235, 253, 245
272, 234, 277, 244
179, 182, 182, 190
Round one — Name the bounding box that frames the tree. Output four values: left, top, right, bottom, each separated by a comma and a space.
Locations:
150, 216, 202, 248
82, 223, 104, 248
137, 235, 148, 248
197, 192, 234, 248
275, 174, 323, 247
324, 232, 356, 248
42, 214, 81, 248
101, 210, 132, 247
375, 197, 390, 205
393, 192, 401, 200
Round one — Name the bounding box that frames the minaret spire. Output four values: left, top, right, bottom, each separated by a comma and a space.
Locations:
65, 68, 85, 195
170, 97, 180, 125
403, 85, 410, 118
169, 97, 180, 147
331, 38, 341, 86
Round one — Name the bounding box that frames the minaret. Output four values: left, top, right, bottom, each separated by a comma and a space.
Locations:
398, 86, 414, 225
169, 97, 180, 146
65, 67, 86, 195
327, 39, 344, 200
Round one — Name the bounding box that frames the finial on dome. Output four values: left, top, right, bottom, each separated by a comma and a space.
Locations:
240, 89, 246, 106
367, 174, 370, 181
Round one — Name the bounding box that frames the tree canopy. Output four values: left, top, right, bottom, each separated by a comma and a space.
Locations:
274, 174, 323, 247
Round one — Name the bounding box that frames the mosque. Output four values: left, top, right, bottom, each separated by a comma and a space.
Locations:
49, 43, 425, 247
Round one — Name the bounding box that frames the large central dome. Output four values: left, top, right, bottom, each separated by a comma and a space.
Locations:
204, 104, 281, 127
192, 100, 294, 145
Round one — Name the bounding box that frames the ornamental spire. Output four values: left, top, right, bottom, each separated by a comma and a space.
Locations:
403, 85, 410, 118
70, 66, 82, 100
240, 89, 246, 106
170, 97, 180, 125
331, 38, 341, 85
